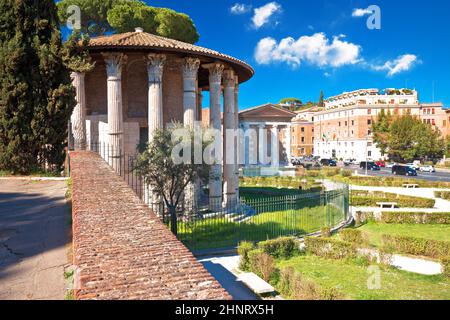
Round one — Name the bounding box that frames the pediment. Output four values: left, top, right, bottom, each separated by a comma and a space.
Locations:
239, 104, 296, 120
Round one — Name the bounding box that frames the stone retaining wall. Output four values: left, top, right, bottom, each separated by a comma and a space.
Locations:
70, 151, 231, 300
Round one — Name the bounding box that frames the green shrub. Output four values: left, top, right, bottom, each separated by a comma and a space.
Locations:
258, 237, 300, 259
351, 191, 435, 208
382, 234, 450, 258
334, 176, 450, 189
278, 267, 344, 300
321, 227, 332, 237
237, 241, 254, 271
340, 228, 366, 245
304, 237, 357, 260
442, 257, 450, 278
381, 212, 450, 224
435, 191, 450, 200
248, 249, 275, 281
340, 170, 352, 177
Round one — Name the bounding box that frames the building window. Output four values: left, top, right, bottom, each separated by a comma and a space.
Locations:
367, 119, 372, 125
338, 122, 341, 127
368, 151, 372, 157
351, 120, 354, 126
368, 109, 372, 115
301, 127, 305, 133
368, 129, 372, 135
432, 108, 435, 115
345, 121, 348, 126
432, 119, 436, 126
301, 137, 305, 143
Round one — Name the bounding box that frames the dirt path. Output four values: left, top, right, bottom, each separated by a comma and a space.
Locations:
0, 179, 70, 300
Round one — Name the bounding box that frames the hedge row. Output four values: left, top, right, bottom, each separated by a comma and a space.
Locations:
335, 176, 450, 189
381, 212, 450, 224
238, 237, 300, 271
304, 237, 356, 260
351, 191, 435, 208
435, 191, 450, 200
339, 229, 366, 245
382, 234, 450, 259
442, 257, 450, 278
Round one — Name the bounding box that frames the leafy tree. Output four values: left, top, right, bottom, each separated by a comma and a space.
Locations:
154, 8, 199, 44
107, 1, 157, 34
0, 0, 77, 174
57, 0, 200, 43
372, 109, 392, 155
373, 113, 445, 162
318, 90, 325, 108
279, 98, 302, 112
135, 125, 211, 235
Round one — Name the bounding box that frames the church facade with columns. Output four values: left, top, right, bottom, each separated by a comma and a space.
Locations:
69, 28, 254, 208
238, 104, 296, 167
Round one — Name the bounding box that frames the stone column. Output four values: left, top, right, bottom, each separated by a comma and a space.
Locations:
70, 72, 86, 150
242, 122, 250, 166
223, 69, 236, 207
197, 88, 203, 124
234, 75, 240, 203
205, 63, 225, 210
183, 57, 200, 128
145, 53, 166, 210
103, 53, 126, 172
182, 57, 200, 207
258, 124, 266, 165
286, 124, 292, 166
271, 125, 280, 167
146, 53, 166, 142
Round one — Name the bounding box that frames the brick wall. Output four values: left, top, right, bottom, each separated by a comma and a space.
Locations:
70, 151, 231, 300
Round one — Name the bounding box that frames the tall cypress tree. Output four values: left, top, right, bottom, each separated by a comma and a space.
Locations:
0, 0, 76, 174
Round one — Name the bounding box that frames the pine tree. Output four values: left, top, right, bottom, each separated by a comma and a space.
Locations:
0, 0, 76, 174
318, 90, 325, 108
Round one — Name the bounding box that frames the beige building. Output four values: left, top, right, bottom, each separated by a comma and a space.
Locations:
69, 28, 254, 207
290, 107, 318, 157
314, 89, 449, 161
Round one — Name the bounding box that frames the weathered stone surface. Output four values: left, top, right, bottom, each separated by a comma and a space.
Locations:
70, 152, 231, 300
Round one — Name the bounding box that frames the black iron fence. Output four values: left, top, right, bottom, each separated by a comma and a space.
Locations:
76, 141, 350, 252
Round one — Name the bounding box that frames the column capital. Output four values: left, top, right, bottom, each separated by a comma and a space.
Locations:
204, 62, 225, 83
146, 53, 166, 82
182, 57, 200, 79
223, 69, 236, 88
102, 53, 127, 80
70, 71, 85, 80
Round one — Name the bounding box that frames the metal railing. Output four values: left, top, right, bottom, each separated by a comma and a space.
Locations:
80, 141, 350, 251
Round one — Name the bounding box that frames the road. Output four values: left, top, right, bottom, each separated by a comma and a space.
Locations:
341, 165, 450, 182
0, 179, 69, 300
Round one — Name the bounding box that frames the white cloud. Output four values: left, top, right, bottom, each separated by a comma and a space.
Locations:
372, 54, 419, 76
352, 7, 373, 17
254, 33, 362, 68
230, 3, 252, 15
252, 2, 282, 29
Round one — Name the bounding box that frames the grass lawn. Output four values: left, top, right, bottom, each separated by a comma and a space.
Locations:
277, 254, 450, 300
178, 205, 344, 251
357, 222, 450, 247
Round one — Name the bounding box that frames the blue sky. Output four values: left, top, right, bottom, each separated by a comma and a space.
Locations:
146, 0, 450, 110
60, 0, 450, 110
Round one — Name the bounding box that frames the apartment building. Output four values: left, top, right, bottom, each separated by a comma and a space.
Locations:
313, 89, 449, 162
290, 107, 318, 157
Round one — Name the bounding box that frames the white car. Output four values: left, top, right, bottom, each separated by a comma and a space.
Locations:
386, 162, 397, 168
420, 165, 436, 173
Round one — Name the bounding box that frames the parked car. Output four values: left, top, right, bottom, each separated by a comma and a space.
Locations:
343, 158, 357, 166
386, 162, 397, 168
406, 162, 420, 170
320, 159, 337, 167
360, 161, 381, 171
375, 161, 386, 168
419, 165, 436, 173
392, 165, 417, 176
